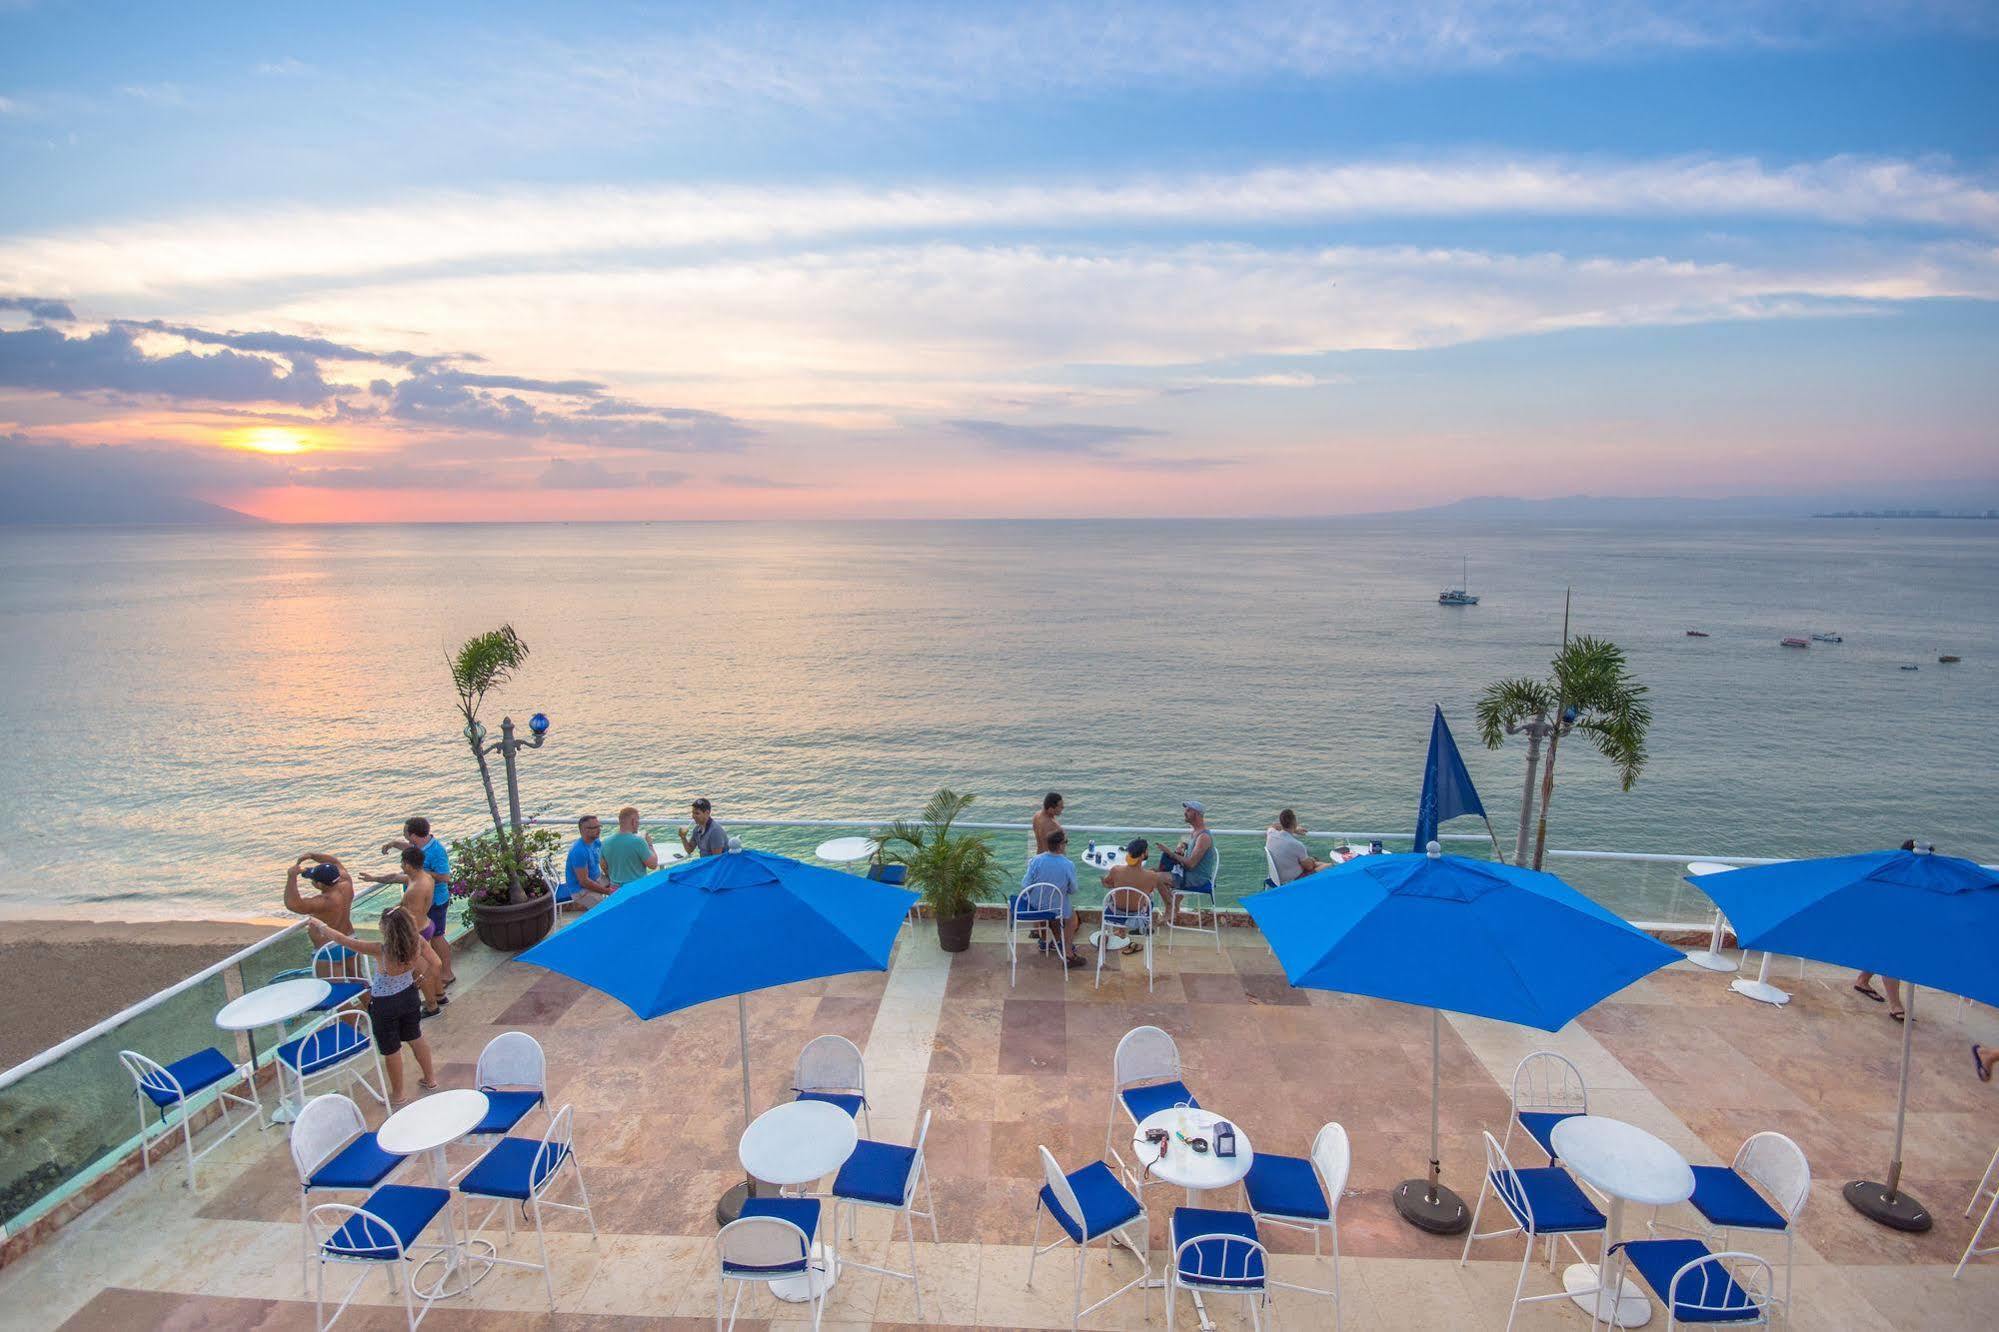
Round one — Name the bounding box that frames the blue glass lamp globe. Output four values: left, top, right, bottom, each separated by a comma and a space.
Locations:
1562, 706, 1578, 723
529, 711, 551, 735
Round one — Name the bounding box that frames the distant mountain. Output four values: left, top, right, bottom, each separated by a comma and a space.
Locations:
0, 488, 261, 525
1382, 490, 1999, 521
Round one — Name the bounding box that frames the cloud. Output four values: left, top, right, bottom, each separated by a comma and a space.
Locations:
285, 459, 492, 490
0, 322, 335, 404
945, 418, 1162, 455
1, 295, 75, 321
0, 433, 282, 510
255, 57, 310, 77
717, 471, 808, 489
538, 457, 670, 489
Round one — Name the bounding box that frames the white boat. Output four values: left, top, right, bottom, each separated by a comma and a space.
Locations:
1811, 632, 1843, 643
1437, 556, 1479, 606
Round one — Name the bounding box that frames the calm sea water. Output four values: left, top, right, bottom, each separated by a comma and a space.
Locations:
1, 518, 1993, 925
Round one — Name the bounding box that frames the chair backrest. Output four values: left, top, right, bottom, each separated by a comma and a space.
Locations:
793, 1034, 865, 1095
1733, 1132, 1810, 1222
308, 1201, 406, 1262
530, 1103, 575, 1197
903, 1110, 934, 1203
1173, 1227, 1267, 1290
118, 1049, 179, 1103
1114, 1025, 1181, 1090
1037, 1146, 1086, 1234
1512, 1050, 1588, 1116
290, 1093, 367, 1184
718, 1213, 812, 1275
1310, 1121, 1352, 1211
314, 939, 372, 983
294, 1010, 371, 1069
1263, 844, 1281, 887
1015, 881, 1065, 917
1665, 1249, 1774, 1326
1481, 1130, 1537, 1232
1101, 885, 1151, 923
477, 1031, 546, 1093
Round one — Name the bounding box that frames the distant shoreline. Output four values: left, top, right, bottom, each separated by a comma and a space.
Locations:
1813, 511, 1999, 520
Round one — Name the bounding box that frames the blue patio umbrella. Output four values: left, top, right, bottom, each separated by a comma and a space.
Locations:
1687, 845, 1999, 1232
520, 846, 916, 1219
1245, 842, 1679, 1234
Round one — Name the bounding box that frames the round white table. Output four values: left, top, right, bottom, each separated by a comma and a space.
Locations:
738, 1100, 859, 1301
215, 977, 331, 1124
1081, 846, 1126, 871
1683, 862, 1741, 974
1551, 1115, 1695, 1328
1324, 843, 1382, 865
1131, 1107, 1254, 1330
813, 836, 877, 865
378, 1089, 495, 1298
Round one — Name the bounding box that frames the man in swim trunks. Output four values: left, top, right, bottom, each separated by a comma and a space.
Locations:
284, 853, 356, 974
360, 846, 447, 1014
381, 817, 455, 987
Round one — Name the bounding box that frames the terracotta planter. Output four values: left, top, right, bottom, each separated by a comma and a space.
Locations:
469, 895, 555, 951
933, 909, 975, 953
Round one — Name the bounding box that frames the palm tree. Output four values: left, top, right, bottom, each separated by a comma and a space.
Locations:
450, 624, 530, 899
1477, 635, 1650, 870
875, 788, 1004, 931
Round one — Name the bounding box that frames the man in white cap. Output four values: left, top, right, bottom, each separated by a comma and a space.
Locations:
1159, 800, 1218, 900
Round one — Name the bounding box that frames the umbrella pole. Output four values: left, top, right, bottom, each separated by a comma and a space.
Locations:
1843, 983, 1933, 1232
715, 992, 759, 1226
1393, 1008, 1469, 1234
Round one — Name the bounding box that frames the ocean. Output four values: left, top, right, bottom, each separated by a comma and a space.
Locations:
1, 517, 1993, 926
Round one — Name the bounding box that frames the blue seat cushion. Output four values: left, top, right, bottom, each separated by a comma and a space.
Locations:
1495, 1166, 1606, 1234
306, 1133, 403, 1191
276, 1020, 369, 1076
728, 1196, 820, 1273
1244, 1152, 1329, 1221
1171, 1207, 1265, 1288
1121, 1080, 1199, 1124
472, 1089, 544, 1135
1614, 1238, 1761, 1323
553, 879, 578, 903
312, 981, 368, 1012
795, 1090, 865, 1119
1010, 892, 1064, 922
324, 1185, 450, 1260
138, 1047, 237, 1108
866, 863, 908, 885
832, 1139, 919, 1206
1518, 1110, 1581, 1164
458, 1135, 569, 1201
1039, 1160, 1142, 1243
1688, 1166, 1788, 1232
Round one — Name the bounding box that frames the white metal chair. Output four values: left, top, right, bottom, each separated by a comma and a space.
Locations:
290, 1093, 408, 1285
307, 1189, 452, 1330
1095, 885, 1154, 992
1009, 880, 1070, 988
791, 1033, 871, 1134
272, 941, 373, 1032
1167, 1209, 1271, 1332
1460, 1130, 1607, 1332
1106, 1026, 1198, 1194
118, 1046, 260, 1190
1661, 1130, 1809, 1315
275, 1010, 390, 1113
1029, 1145, 1151, 1330
830, 1109, 937, 1318
1503, 1050, 1588, 1166
455, 1031, 548, 1173
1958, 1143, 1999, 1277
717, 1199, 827, 1330
1244, 1121, 1349, 1322
1611, 1242, 1775, 1327
1167, 845, 1222, 952
1262, 844, 1282, 889
457, 1102, 599, 1308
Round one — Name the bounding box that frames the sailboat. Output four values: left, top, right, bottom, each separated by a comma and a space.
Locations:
1438, 556, 1479, 606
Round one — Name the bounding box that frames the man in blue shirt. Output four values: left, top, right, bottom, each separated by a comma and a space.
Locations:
1022, 827, 1083, 968
566, 814, 613, 906
382, 816, 455, 987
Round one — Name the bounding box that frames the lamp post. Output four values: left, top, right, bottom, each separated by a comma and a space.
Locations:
480, 712, 551, 836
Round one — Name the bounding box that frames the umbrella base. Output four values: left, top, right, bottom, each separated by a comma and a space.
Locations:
1393, 1178, 1470, 1234
715, 1177, 755, 1227
1844, 1179, 1932, 1232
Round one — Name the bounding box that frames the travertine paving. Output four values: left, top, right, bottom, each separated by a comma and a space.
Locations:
3, 916, 1996, 1329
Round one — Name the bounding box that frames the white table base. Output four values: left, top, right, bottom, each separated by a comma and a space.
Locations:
771, 1244, 840, 1301
1563, 1260, 1652, 1327
1685, 909, 1738, 972
410, 1143, 497, 1299
1729, 952, 1791, 1006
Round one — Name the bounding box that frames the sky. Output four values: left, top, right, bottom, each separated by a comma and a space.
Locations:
1, 0, 1996, 522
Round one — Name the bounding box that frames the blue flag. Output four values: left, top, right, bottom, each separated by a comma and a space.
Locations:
1414, 705, 1487, 852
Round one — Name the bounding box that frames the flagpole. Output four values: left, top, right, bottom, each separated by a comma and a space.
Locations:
1482, 816, 1508, 865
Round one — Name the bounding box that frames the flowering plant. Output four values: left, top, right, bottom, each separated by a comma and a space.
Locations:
450, 829, 560, 917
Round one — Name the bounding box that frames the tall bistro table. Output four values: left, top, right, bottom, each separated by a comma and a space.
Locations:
377, 1088, 497, 1298
738, 1099, 859, 1301
813, 836, 877, 868
214, 977, 330, 1125
1551, 1114, 1695, 1328
1130, 1105, 1256, 1332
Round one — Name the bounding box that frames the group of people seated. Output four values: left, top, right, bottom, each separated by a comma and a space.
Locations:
560, 798, 729, 906
1019, 793, 1220, 968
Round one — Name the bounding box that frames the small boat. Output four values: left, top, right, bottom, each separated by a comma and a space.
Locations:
1901, 664, 1921, 671
1780, 637, 1809, 649
1811, 632, 1843, 643
1437, 556, 1479, 606
1940, 655, 1961, 664
1685, 630, 1710, 638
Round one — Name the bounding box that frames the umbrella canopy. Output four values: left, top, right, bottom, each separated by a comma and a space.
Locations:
520, 845, 917, 1020
1688, 847, 1999, 1008
1248, 846, 1680, 1032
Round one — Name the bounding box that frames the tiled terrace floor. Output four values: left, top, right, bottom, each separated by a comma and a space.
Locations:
4, 918, 1998, 1329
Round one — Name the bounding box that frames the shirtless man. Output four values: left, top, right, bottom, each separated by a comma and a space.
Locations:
284, 853, 356, 975
1100, 839, 1174, 954
359, 847, 446, 1014
1032, 792, 1065, 853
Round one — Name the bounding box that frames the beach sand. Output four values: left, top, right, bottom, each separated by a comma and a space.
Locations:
0, 919, 280, 1069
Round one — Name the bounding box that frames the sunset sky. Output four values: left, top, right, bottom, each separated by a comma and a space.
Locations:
2, 1, 1996, 521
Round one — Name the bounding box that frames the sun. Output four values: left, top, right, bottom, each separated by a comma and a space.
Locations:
229, 426, 314, 455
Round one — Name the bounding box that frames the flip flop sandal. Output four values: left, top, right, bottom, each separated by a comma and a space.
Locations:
418, 1078, 440, 1090
422, 1005, 442, 1019
1890, 1010, 1907, 1023
1853, 983, 1884, 1001
1975, 1044, 1991, 1083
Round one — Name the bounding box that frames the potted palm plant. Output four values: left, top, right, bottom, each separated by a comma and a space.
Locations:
449, 624, 556, 950
875, 788, 1002, 952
